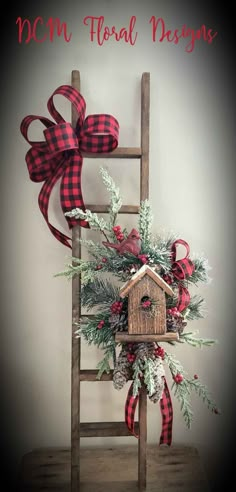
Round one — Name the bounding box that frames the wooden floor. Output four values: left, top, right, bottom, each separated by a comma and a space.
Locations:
19, 444, 210, 491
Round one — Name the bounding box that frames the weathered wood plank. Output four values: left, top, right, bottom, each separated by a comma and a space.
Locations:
81, 147, 141, 158
84, 205, 139, 214
115, 333, 179, 343
80, 369, 114, 381
140, 73, 150, 201
80, 421, 139, 437
138, 386, 147, 490
19, 445, 210, 492
71, 69, 81, 492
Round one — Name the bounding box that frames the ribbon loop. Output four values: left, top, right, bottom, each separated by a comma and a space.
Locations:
44, 123, 78, 155
21, 85, 119, 248
171, 239, 195, 312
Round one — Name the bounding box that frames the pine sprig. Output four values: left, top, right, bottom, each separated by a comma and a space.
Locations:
96, 344, 116, 379
81, 278, 120, 309
99, 167, 122, 227
143, 358, 156, 396
164, 351, 187, 377
54, 258, 97, 282
182, 295, 206, 320
172, 380, 193, 428
79, 314, 115, 348
78, 239, 114, 260
65, 208, 111, 236
132, 358, 143, 397
179, 331, 217, 348
138, 200, 153, 247
185, 256, 211, 285
187, 377, 218, 413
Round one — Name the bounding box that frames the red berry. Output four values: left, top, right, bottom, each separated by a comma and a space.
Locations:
113, 225, 121, 233
97, 320, 105, 329
96, 264, 102, 270
102, 257, 107, 263
155, 346, 165, 359
117, 233, 124, 241
194, 374, 198, 379
127, 353, 136, 363
174, 373, 183, 384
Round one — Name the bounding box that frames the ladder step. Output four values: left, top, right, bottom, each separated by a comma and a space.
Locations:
80, 369, 113, 381
115, 333, 179, 343
85, 205, 139, 214
81, 147, 141, 158
80, 421, 139, 437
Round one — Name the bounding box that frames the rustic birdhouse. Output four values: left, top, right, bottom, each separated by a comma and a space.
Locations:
119, 265, 175, 338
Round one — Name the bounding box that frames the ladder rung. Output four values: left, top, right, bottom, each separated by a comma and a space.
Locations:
115, 332, 179, 343
81, 147, 141, 159
85, 205, 139, 214
80, 421, 139, 437
80, 369, 113, 381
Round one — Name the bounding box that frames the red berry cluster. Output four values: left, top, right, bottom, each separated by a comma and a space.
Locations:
127, 343, 136, 363
173, 373, 184, 384
167, 307, 181, 317
142, 299, 152, 309
154, 346, 165, 359
111, 301, 123, 314
112, 225, 124, 242
97, 320, 105, 330
163, 274, 173, 285
95, 264, 103, 270
138, 254, 148, 264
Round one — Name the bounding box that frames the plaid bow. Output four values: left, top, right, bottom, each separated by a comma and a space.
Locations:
125, 379, 173, 445
20, 85, 119, 248
171, 239, 195, 312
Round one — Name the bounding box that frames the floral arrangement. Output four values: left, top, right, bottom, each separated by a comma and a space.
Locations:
57, 167, 219, 432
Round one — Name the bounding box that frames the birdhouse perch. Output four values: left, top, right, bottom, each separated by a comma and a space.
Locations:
115, 265, 179, 343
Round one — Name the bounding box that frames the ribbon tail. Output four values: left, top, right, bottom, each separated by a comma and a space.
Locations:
38, 160, 72, 249
159, 378, 173, 446
177, 284, 191, 313
125, 382, 139, 438
60, 152, 89, 230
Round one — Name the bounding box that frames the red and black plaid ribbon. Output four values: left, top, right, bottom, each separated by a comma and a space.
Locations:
171, 239, 195, 312
125, 379, 173, 445
20, 85, 119, 248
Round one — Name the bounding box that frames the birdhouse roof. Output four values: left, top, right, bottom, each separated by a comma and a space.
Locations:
119, 265, 174, 298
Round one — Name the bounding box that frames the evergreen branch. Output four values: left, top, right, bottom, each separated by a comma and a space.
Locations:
80, 314, 115, 348
65, 208, 110, 233
81, 278, 120, 309
185, 256, 211, 285
78, 239, 113, 260
132, 358, 143, 397
96, 356, 111, 379
138, 200, 153, 246
172, 381, 193, 428
164, 351, 187, 377
179, 331, 218, 348
143, 358, 156, 396
187, 377, 218, 413
143, 242, 172, 269
182, 295, 206, 320
54, 259, 97, 281
99, 167, 122, 227
96, 344, 116, 379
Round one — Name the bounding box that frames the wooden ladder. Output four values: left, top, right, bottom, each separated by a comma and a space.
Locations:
71, 69, 150, 492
